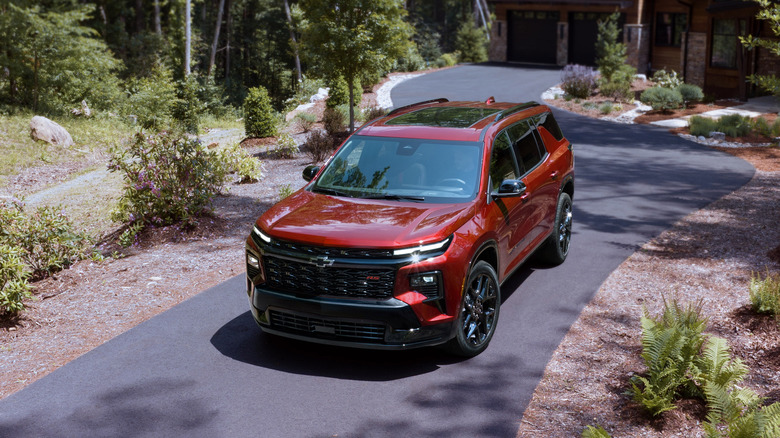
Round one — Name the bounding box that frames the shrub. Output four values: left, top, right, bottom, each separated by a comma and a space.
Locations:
244, 86, 278, 138
118, 222, 144, 248
640, 86, 683, 111
173, 74, 206, 134
362, 106, 387, 123
689, 116, 718, 137
0, 200, 91, 280
108, 130, 228, 228
716, 114, 752, 138
752, 117, 771, 137
323, 107, 346, 136
273, 133, 298, 159
599, 102, 614, 115
394, 43, 426, 72
278, 184, 295, 200
294, 112, 317, 133
436, 52, 459, 67
676, 84, 704, 107
336, 104, 362, 125
454, 20, 488, 63
305, 130, 336, 162
561, 64, 597, 99
220, 143, 263, 183
326, 76, 362, 108
0, 244, 32, 315
600, 65, 636, 102
652, 69, 683, 88
749, 271, 780, 320
124, 65, 178, 130
581, 425, 612, 438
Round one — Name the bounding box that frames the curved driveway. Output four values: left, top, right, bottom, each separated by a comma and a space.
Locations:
0, 65, 754, 437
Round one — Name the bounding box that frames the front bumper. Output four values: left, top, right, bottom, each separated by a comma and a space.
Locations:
249, 280, 454, 350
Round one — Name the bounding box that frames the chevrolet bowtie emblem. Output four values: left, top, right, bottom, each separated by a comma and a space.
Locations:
311, 256, 335, 268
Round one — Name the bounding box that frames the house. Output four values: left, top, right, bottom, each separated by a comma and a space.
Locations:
488, 0, 780, 100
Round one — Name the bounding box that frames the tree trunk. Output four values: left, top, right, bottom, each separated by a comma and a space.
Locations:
208, 0, 226, 76
135, 0, 144, 34
225, 0, 231, 82
154, 0, 161, 35
185, 0, 191, 76
348, 75, 355, 133
284, 0, 302, 82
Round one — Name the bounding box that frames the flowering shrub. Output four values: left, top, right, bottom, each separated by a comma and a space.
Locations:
561, 65, 596, 99
651, 69, 683, 88
109, 131, 228, 228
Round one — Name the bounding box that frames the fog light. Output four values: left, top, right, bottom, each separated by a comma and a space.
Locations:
247, 254, 260, 269
246, 252, 264, 282
409, 272, 442, 299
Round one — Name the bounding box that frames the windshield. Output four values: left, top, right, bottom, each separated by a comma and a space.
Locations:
311, 135, 483, 203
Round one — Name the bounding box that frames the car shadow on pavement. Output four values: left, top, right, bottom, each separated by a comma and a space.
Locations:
210, 311, 466, 381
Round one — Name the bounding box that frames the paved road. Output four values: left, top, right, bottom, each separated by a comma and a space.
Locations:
0, 64, 754, 437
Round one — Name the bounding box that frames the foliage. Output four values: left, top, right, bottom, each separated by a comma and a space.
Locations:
124, 65, 179, 131
689, 116, 719, 137
454, 20, 488, 63
273, 133, 298, 159
220, 143, 263, 184
741, 0, 780, 99
415, 27, 443, 66
561, 65, 597, 99
173, 74, 206, 134
640, 87, 683, 111
363, 106, 388, 123
278, 184, 295, 200
599, 102, 614, 115
294, 112, 317, 133
244, 86, 278, 138
108, 130, 228, 229
394, 43, 426, 72
300, 0, 413, 131
305, 130, 336, 162
0, 199, 91, 281
677, 84, 704, 107
0, 2, 123, 114
118, 222, 144, 248
437, 52, 460, 67
0, 244, 32, 315
284, 78, 327, 112
326, 76, 362, 109
629, 299, 707, 416
716, 114, 752, 138
581, 425, 612, 438
749, 271, 780, 321
336, 104, 362, 125
323, 107, 346, 136
652, 69, 683, 88
595, 13, 636, 102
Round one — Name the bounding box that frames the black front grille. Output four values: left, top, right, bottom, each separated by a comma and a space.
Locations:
270, 310, 385, 342
268, 240, 394, 259
264, 257, 395, 299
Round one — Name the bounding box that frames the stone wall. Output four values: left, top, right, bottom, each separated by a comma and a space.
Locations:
624, 24, 651, 74
557, 22, 569, 66
682, 32, 706, 88
489, 20, 508, 62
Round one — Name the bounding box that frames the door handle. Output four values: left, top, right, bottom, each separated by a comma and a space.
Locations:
550, 171, 559, 181
520, 193, 529, 204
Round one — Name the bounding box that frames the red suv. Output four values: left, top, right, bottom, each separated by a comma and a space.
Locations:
245, 98, 574, 356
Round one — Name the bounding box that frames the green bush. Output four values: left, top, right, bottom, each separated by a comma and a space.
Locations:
581, 425, 612, 438
716, 114, 752, 138
0, 244, 32, 315
323, 107, 346, 136
273, 133, 298, 159
394, 43, 426, 72
278, 184, 294, 200
220, 143, 263, 184
244, 86, 278, 138
676, 84, 704, 107
326, 76, 362, 108
454, 20, 488, 63
640, 86, 683, 111
689, 116, 718, 137
294, 112, 317, 133
752, 117, 771, 137
362, 106, 387, 123
124, 65, 179, 130
652, 69, 683, 88
108, 130, 228, 228
595, 12, 635, 102
305, 130, 336, 162
600, 65, 636, 102
173, 74, 206, 134
599, 102, 614, 115
436, 52, 459, 67
749, 271, 780, 321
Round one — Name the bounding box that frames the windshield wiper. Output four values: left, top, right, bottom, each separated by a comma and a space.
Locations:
363, 194, 426, 202
313, 187, 350, 197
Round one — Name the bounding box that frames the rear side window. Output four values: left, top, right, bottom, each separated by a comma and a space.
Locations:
508, 120, 544, 175
489, 131, 518, 191
537, 112, 564, 141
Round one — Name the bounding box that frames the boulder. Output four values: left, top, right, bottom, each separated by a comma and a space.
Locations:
30, 116, 74, 147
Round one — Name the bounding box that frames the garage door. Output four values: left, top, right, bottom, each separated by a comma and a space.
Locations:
507, 11, 559, 64
568, 12, 624, 66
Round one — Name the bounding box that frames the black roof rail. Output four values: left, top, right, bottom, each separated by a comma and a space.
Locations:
387, 98, 449, 116
494, 101, 541, 122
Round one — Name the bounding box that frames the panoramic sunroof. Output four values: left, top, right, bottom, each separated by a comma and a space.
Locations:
385, 107, 501, 128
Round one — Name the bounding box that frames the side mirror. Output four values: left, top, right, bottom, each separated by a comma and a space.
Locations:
492, 179, 526, 198
302, 165, 320, 182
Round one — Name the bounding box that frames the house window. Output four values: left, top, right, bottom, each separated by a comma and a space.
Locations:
711, 18, 746, 69
655, 12, 687, 47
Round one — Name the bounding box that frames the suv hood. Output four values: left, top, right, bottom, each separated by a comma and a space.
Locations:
259, 190, 475, 248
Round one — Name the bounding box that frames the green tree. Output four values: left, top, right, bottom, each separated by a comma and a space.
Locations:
595, 12, 635, 101
299, 0, 413, 132
454, 19, 488, 63
741, 0, 780, 97
0, 1, 123, 113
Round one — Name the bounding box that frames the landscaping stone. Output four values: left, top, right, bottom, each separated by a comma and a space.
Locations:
29, 116, 74, 147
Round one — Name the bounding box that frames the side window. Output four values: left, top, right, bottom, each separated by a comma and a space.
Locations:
537, 112, 564, 141
508, 120, 544, 175
489, 131, 518, 191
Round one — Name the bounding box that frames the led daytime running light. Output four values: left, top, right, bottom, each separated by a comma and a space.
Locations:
253, 225, 271, 243
393, 237, 450, 256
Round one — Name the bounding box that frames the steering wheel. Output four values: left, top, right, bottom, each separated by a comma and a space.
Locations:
438, 178, 468, 189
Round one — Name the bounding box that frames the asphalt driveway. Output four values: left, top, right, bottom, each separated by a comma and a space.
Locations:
0, 64, 755, 437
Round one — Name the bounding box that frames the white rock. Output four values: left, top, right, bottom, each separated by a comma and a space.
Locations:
29, 116, 74, 147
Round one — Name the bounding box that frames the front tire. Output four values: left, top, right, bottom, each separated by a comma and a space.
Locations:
446, 261, 501, 357
539, 192, 572, 265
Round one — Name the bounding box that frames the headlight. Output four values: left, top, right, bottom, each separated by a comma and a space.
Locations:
252, 225, 271, 244
393, 236, 451, 257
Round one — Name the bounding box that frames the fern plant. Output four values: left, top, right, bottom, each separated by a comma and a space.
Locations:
582, 425, 612, 438
749, 271, 780, 321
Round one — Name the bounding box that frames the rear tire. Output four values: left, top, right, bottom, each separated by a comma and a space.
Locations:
539, 192, 572, 265
445, 261, 501, 357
